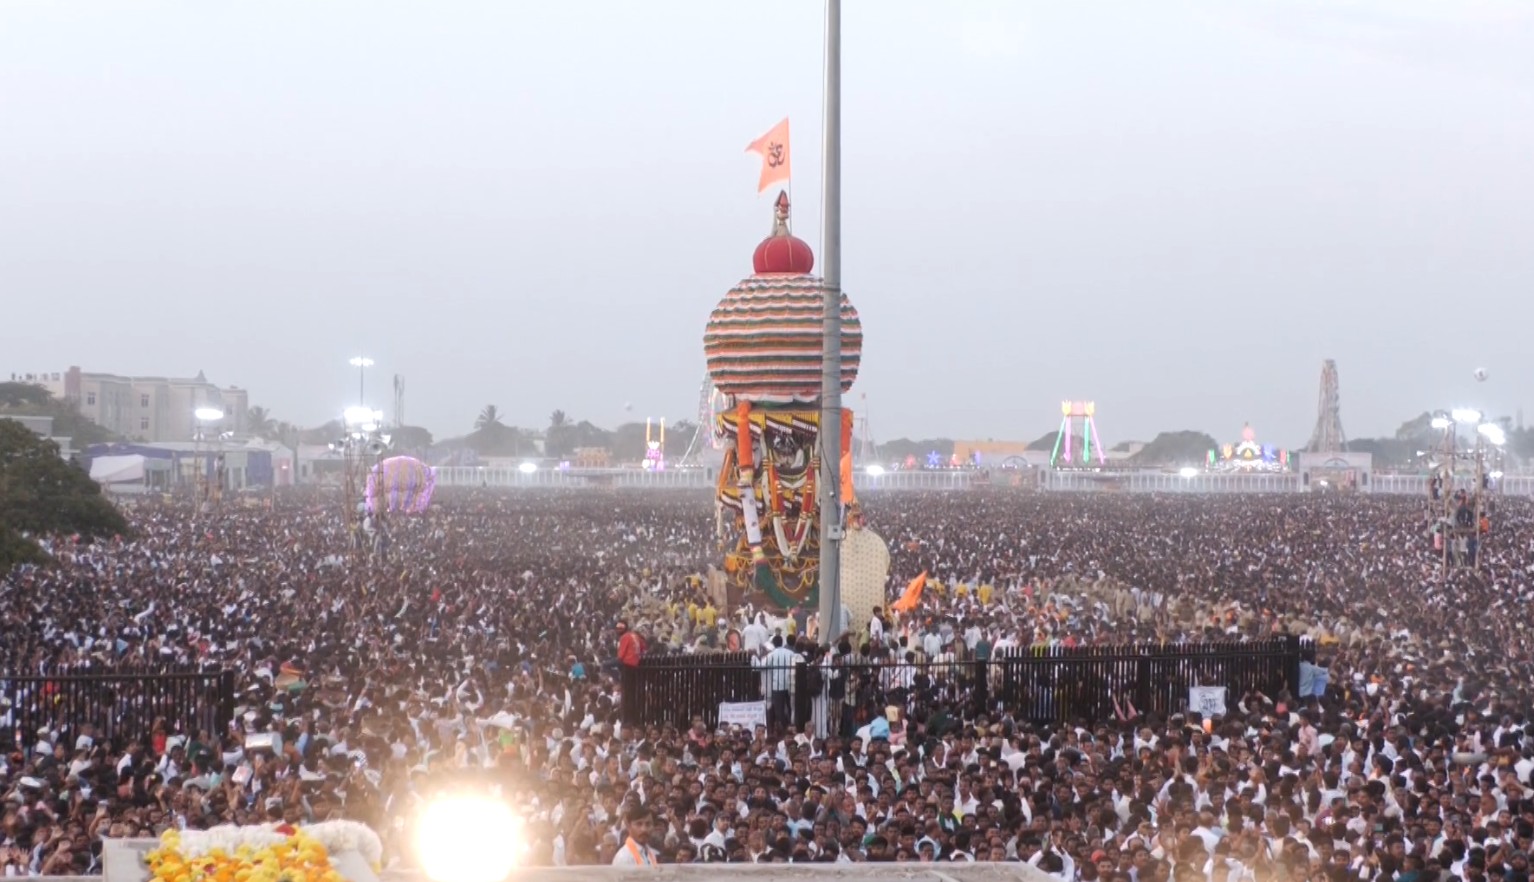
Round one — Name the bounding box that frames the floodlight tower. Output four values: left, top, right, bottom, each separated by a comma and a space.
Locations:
339, 405, 388, 556
1049, 401, 1107, 468
1433, 408, 1504, 577
349, 356, 375, 406
193, 406, 225, 508
856, 392, 878, 463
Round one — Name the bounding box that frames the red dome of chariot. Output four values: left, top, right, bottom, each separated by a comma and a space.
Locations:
704, 192, 862, 407
752, 229, 815, 274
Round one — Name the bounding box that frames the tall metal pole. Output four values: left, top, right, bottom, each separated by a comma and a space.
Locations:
1440, 422, 1454, 578
350, 356, 373, 408
1472, 435, 1485, 570
816, 0, 844, 646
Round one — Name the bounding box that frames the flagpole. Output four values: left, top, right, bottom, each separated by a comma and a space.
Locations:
817, 0, 844, 647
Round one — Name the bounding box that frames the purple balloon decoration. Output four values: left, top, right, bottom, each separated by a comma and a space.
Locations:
365, 456, 435, 514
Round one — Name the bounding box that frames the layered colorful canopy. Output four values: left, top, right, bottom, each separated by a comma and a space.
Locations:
704, 275, 862, 406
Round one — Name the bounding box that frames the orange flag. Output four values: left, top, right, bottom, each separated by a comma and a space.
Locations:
746, 118, 791, 193
840, 407, 855, 504
890, 571, 928, 613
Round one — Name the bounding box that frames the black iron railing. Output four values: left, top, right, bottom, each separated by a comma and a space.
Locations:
626, 637, 1300, 731
0, 668, 235, 747
993, 638, 1299, 724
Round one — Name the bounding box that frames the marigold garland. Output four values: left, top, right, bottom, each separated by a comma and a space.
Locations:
146, 828, 347, 882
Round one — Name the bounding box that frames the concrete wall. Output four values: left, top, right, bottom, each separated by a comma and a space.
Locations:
103, 838, 1053, 882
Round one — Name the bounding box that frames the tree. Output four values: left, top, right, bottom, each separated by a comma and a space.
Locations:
1507, 427, 1534, 462
880, 438, 955, 462
475, 405, 504, 431
465, 423, 531, 457
572, 420, 611, 450
668, 420, 700, 451
246, 406, 277, 437
464, 407, 529, 456
1347, 437, 1413, 468
0, 383, 50, 408
609, 422, 653, 462
0, 419, 129, 572
1129, 430, 1219, 466
1027, 431, 1060, 452
546, 410, 576, 458
1394, 412, 1437, 443
0, 381, 117, 447
299, 420, 344, 445
389, 425, 434, 453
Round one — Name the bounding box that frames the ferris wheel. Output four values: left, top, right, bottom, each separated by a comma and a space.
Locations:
678, 374, 724, 465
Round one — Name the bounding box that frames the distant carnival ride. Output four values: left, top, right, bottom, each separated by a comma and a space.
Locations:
1208, 424, 1290, 472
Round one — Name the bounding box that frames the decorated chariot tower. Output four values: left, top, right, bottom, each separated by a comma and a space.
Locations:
704, 191, 867, 610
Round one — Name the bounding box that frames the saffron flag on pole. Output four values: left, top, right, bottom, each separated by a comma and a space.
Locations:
746, 118, 792, 193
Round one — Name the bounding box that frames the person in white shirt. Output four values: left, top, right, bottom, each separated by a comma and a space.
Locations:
756, 637, 803, 735
611, 807, 658, 866
742, 615, 769, 652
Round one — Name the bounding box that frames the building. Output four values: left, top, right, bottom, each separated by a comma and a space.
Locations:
950, 440, 1049, 467
84, 438, 295, 490
572, 446, 611, 468
12, 366, 248, 443
296, 443, 348, 484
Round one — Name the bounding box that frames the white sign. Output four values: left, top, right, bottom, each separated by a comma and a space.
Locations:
1189, 686, 1228, 717
718, 700, 767, 730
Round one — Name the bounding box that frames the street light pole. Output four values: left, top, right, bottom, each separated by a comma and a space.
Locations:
816, 0, 844, 646
350, 356, 374, 406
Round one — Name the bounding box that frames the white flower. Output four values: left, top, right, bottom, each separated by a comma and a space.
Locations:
305, 822, 383, 867
172, 821, 381, 865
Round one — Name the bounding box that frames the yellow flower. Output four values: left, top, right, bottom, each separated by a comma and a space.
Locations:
145, 828, 347, 882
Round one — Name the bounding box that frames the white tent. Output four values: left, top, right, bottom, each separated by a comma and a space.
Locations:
89, 454, 147, 485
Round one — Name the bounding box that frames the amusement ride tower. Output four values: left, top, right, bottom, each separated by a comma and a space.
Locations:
1049, 401, 1106, 467
677, 375, 722, 467
1307, 360, 1348, 453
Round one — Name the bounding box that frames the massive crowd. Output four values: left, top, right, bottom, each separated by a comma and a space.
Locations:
3, 487, 1534, 881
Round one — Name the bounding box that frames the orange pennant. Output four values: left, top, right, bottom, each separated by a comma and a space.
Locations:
746, 118, 791, 194
735, 401, 753, 471
890, 571, 928, 613
840, 408, 855, 505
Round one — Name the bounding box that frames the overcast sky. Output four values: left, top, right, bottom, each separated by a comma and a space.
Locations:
3, 0, 1532, 447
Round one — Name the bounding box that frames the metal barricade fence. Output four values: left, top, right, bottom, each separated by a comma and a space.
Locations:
993, 638, 1298, 725
1, 668, 236, 748
628, 637, 1299, 732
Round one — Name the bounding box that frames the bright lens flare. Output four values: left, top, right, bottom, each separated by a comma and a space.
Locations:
416, 797, 520, 882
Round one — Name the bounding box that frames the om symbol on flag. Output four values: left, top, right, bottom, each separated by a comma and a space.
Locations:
766, 143, 786, 168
